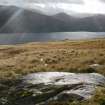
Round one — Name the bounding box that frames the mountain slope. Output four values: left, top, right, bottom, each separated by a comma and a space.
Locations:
53, 13, 105, 31
0, 6, 68, 33
53, 12, 78, 23
0, 6, 105, 33
0, 6, 19, 29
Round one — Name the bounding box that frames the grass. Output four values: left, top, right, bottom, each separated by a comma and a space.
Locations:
0, 38, 105, 105
0, 38, 105, 80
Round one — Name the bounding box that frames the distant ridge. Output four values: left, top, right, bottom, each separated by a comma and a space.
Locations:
0, 5, 105, 33
53, 12, 79, 23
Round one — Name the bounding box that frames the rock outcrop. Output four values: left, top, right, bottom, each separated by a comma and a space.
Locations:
0, 72, 105, 105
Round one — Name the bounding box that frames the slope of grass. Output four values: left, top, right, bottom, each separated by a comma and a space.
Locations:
0, 38, 105, 80
0, 38, 105, 105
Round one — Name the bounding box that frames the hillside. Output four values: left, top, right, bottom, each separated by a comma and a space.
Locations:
0, 6, 67, 33
0, 6, 105, 33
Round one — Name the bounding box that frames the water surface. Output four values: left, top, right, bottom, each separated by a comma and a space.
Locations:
0, 32, 105, 44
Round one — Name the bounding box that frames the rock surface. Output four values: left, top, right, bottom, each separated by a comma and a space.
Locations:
1, 72, 105, 105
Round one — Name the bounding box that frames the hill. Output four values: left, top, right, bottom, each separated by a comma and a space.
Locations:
0, 6, 105, 33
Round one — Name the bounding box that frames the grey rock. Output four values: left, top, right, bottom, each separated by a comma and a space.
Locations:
1, 72, 105, 105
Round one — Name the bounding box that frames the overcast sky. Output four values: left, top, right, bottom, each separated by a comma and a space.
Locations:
0, 0, 105, 15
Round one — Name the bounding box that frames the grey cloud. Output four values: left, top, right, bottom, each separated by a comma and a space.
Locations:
0, 0, 23, 5
0, 0, 84, 6
25, 0, 84, 4
100, 0, 105, 2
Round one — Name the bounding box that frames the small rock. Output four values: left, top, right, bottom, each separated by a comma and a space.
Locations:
90, 64, 100, 67
40, 58, 44, 62
45, 64, 48, 67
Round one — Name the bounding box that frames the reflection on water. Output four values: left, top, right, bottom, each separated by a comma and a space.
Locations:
0, 32, 105, 44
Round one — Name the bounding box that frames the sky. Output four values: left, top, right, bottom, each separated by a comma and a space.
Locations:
0, 0, 105, 15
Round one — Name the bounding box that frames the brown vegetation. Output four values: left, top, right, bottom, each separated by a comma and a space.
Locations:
0, 38, 105, 80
